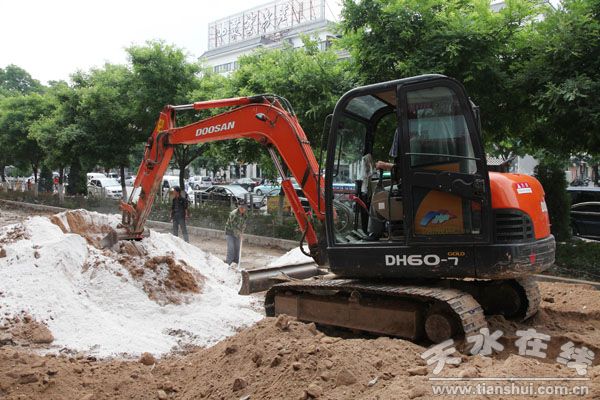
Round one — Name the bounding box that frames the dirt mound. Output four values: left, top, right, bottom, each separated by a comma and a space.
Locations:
50, 209, 115, 247
0, 313, 54, 348
2, 310, 598, 400
51, 210, 206, 305
141, 256, 205, 305
0, 210, 261, 356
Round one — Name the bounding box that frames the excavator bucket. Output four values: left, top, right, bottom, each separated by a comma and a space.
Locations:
238, 263, 325, 295
100, 227, 150, 249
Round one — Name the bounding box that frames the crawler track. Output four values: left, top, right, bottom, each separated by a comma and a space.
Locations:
265, 279, 488, 342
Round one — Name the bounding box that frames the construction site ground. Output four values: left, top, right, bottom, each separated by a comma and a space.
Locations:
1, 205, 599, 400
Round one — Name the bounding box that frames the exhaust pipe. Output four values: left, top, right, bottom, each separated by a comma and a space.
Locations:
239, 263, 325, 295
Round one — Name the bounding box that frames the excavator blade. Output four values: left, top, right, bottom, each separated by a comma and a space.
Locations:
100, 228, 150, 249
238, 263, 325, 295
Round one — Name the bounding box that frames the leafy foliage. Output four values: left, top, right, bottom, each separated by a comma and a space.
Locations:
0, 93, 54, 180
127, 41, 202, 186
223, 39, 355, 168
340, 0, 546, 148
0, 64, 44, 97
552, 240, 600, 281
534, 156, 571, 241
514, 0, 600, 156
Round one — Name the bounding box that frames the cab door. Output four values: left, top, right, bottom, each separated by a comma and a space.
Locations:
397, 79, 492, 246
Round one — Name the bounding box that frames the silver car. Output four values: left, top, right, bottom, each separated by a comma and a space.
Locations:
88, 178, 123, 199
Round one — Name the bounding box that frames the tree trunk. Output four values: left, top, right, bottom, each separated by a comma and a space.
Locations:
67, 161, 85, 196
277, 187, 284, 224
0, 164, 5, 183
32, 163, 38, 196
179, 162, 186, 192
120, 164, 127, 201
58, 166, 65, 204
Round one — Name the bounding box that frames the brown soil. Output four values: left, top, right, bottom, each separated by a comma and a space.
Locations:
0, 314, 54, 348
142, 256, 205, 305
50, 210, 207, 306
1, 282, 599, 399
0, 224, 29, 245
3, 207, 600, 398
49, 210, 113, 248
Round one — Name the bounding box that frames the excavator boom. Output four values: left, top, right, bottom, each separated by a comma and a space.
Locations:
114, 95, 326, 263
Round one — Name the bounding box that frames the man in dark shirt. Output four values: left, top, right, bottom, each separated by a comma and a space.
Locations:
170, 186, 189, 242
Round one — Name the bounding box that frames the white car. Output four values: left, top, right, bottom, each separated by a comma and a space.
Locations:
87, 172, 107, 183
124, 175, 136, 186
88, 178, 123, 199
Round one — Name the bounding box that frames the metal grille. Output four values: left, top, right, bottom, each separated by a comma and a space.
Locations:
494, 209, 534, 243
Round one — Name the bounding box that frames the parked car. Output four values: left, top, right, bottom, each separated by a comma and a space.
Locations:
195, 185, 265, 209
88, 178, 122, 199
190, 176, 213, 190
568, 187, 600, 240
124, 175, 136, 186
232, 177, 258, 191
253, 181, 280, 196
571, 202, 600, 240
107, 172, 120, 181
87, 172, 106, 182
568, 186, 600, 204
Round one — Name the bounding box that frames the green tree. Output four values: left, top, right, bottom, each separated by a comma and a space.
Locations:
340, 0, 545, 147
76, 64, 138, 197
127, 41, 202, 188
534, 155, 571, 241
196, 39, 355, 179
0, 64, 44, 97
29, 81, 92, 195
0, 93, 53, 182
515, 0, 600, 156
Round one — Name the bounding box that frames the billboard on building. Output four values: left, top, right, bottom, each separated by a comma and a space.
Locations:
208, 0, 326, 50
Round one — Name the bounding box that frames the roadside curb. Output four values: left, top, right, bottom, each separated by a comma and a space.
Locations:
534, 274, 600, 289
0, 198, 299, 251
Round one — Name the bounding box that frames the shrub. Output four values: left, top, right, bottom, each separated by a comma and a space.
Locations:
549, 240, 600, 281
534, 159, 571, 241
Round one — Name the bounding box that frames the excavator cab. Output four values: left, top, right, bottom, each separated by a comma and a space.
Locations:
323, 75, 553, 281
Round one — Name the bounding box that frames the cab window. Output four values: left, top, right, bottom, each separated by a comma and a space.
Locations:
406, 86, 477, 174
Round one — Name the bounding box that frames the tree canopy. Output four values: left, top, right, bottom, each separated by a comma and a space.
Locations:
0, 0, 599, 191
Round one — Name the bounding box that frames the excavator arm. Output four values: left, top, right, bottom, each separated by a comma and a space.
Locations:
117, 95, 326, 264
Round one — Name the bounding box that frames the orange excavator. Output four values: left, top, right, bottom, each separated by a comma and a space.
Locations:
112, 75, 555, 343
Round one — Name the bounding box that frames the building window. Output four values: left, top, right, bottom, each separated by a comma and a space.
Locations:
319, 40, 332, 51
213, 62, 240, 74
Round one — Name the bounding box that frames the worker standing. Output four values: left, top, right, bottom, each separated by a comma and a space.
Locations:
225, 199, 248, 266
170, 186, 189, 242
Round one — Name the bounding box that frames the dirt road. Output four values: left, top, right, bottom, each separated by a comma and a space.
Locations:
1, 205, 599, 400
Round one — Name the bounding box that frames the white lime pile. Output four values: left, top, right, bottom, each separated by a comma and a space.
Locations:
0, 210, 262, 357
267, 245, 315, 268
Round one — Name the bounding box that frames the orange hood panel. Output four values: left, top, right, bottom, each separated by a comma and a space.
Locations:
489, 172, 551, 239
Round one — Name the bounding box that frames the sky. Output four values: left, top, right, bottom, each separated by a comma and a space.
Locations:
0, 0, 342, 84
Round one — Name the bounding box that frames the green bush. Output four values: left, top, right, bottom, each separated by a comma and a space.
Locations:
149, 201, 301, 240
534, 159, 571, 241
548, 240, 600, 281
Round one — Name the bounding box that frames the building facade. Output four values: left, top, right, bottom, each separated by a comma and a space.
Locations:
201, 0, 337, 75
